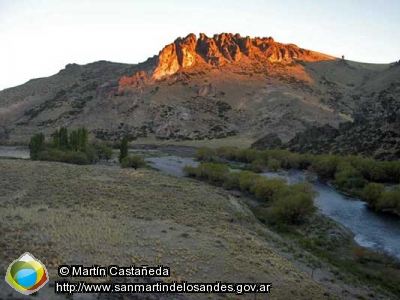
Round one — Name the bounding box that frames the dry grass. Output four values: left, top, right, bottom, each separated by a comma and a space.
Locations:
0, 159, 338, 299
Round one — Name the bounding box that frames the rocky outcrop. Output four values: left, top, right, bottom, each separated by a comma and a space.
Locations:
251, 133, 283, 150
281, 117, 400, 160
151, 33, 335, 80
118, 71, 150, 92
118, 33, 336, 91
287, 124, 339, 151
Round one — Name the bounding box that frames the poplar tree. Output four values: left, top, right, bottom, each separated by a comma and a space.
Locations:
59, 126, 69, 150
51, 129, 60, 149
29, 133, 45, 159
119, 136, 128, 163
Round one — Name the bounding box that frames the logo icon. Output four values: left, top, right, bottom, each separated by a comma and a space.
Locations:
5, 252, 49, 295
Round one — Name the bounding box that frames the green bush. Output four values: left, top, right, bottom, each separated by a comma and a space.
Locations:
238, 171, 260, 192
84, 145, 97, 164
334, 162, 366, 190
194, 147, 215, 161
237, 149, 262, 163
268, 191, 316, 224
376, 190, 400, 213
215, 146, 240, 161
311, 155, 339, 179
249, 177, 286, 202
121, 155, 146, 169
260, 150, 299, 169
95, 143, 113, 161
196, 163, 229, 184
36, 149, 90, 165
382, 161, 400, 183
251, 158, 266, 173
362, 183, 385, 208
183, 165, 200, 178
222, 172, 241, 190
267, 158, 281, 171
36, 148, 66, 162
64, 151, 90, 165
348, 156, 388, 182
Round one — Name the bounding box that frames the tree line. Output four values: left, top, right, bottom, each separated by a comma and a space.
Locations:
29, 128, 146, 169
193, 147, 400, 217
29, 127, 113, 165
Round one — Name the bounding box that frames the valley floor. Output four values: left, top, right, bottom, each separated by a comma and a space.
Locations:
0, 159, 397, 299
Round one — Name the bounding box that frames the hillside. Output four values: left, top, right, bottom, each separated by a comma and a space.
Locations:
1, 159, 398, 300
0, 33, 397, 145
251, 62, 400, 160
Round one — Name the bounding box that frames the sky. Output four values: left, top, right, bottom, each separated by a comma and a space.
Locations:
0, 0, 399, 91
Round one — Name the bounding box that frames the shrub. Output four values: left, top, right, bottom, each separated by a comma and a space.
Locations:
121, 155, 146, 169
267, 158, 281, 171
249, 178, 286, 202
194, 147, 215, 161
349, 157, 388, 182
83, 145, 97, 163
311, 155, 339, 179
64, 151, 90, 165
238, 171, 260, 192
36, 149, 90, 165
335, 162, 366, 190
237, 149, 261, 163
297, 154, 314, 170
251, 158, 266, 173
291, 182, 318, 198
268, 191, 316, 224
95, 143, 113, 161
376, 190, 400, 213
382, 161, 400, 183
222, 172, 241, 190
196, 163, 229, 184
361, 183, 385, 208
215, 146, 240, 161
183, 165, 199, 178
36, 148, 66, 162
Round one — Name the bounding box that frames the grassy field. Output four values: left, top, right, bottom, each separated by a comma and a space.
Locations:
0, 159, 397, 299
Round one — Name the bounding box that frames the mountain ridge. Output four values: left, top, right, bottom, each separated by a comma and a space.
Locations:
0, 33, 398, 148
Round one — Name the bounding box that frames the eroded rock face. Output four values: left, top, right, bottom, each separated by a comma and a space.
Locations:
152, 33, 335, 79
118, 71, 150, 92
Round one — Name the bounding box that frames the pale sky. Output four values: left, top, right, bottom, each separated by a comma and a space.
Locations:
1, 0, 399, 91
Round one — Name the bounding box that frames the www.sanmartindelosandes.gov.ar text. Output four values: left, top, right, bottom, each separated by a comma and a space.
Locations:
55, 280, 272, 295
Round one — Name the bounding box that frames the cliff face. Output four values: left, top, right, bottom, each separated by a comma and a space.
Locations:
152, 33, 335, 79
